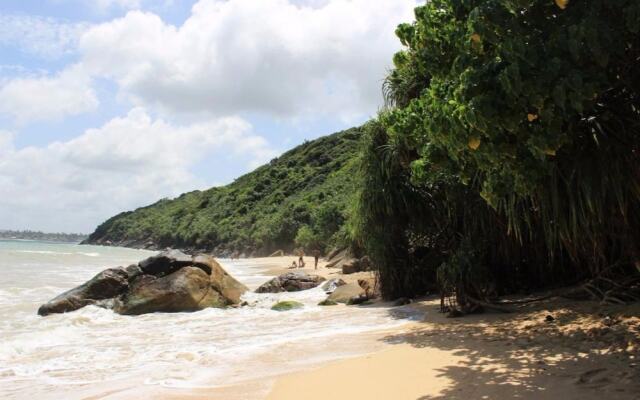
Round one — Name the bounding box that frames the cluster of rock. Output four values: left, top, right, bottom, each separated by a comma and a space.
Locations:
325, 248, 372, 275
38, 251, 383, 317
38, 250, 247, 316
255, 271, 379, 307
255, 271, 326, 293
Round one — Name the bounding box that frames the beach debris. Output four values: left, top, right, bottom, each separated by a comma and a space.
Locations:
271, 300, 304, 311
38, 251, 247, 316
255, 271, 326, 293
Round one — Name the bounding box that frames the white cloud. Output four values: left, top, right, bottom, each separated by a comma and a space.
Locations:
79, 0, 418, 120
0, 15, 88, 59
0, 64, 98, 124
0, 109, 276, 232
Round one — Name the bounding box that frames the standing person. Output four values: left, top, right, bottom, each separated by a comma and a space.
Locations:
313, 249, 321, 270
298, 250, 305, 268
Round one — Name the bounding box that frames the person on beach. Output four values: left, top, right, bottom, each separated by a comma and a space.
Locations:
290, 260, 298, 269
312, 249, 321, 270
298, 250, 305, 268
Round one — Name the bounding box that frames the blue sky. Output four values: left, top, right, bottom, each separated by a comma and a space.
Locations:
0, 0, 418, 233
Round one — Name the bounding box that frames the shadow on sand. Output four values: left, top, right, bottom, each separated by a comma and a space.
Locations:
381, 299, 640, 400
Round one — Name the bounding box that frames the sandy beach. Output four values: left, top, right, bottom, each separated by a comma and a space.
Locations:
174, 256, 640, 400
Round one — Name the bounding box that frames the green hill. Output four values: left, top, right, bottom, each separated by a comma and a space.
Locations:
84, 127, 361, 256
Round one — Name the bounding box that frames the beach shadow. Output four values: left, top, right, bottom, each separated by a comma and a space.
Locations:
381, 299, 640, 400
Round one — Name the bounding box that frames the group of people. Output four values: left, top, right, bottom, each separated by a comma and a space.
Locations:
290, 249, 322, 270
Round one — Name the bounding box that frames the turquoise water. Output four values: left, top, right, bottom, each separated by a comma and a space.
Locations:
0, 241, 416, 399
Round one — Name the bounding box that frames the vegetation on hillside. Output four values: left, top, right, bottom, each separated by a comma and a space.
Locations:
0, 230, 87, 243
85, 128, 361, 256
355, 0, 640, 307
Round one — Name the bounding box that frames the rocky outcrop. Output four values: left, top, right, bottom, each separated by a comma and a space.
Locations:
320, 278, 347, 294
114, 267, 226, 315
255, 272, 326, 293
38, 268, 130, 316
326, 278, 379, 305
342, 256, 372, 275
38, 250, 247, 316
327, 283, 366, 304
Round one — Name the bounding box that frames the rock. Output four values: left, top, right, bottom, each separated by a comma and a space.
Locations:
271, 301, 304, 311
342, 259, 362, 274
114, 267, 225, 315
318, 299, 339, 306
124, 264, 143, 280
545, 314, 555, 323
393, 297, 411, 306
328, 283, 366, 304
255, 272, 326, 293
321, 278, 346, 294
347, 294, 369, 305
194, 255, 247, 303
138, 249, 194, 277
326, 248, 355, 269
269, 250, 285, 257
358, 278, 378, 299
39, 253, 247, 316
38, 268, 129, 316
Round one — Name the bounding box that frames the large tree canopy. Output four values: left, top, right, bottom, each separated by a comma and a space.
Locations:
358, 0, 640, 304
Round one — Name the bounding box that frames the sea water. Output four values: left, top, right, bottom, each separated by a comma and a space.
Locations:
0, 240, 418, 399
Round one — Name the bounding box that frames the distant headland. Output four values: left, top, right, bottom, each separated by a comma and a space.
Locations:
0, 230, 87, 243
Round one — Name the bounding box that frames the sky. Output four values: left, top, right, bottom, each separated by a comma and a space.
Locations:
0, 0, 419, 233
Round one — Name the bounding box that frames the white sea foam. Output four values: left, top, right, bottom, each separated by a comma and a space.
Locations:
0, 241, 417, 399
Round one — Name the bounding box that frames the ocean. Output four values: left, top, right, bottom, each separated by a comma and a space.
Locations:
0, 240, 417, 399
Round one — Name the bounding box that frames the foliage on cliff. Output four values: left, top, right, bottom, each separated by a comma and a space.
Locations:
85, 128, 361, 256
357, 0, 640, 304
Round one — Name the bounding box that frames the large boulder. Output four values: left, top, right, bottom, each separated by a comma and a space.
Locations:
194, 255, 247, 304
38, 251, 248, 316
114, 267, 226, 315
138, 249, 195, 276
327, 283, 366, 304
38, 268, 129, 316
255, 272, 326, 293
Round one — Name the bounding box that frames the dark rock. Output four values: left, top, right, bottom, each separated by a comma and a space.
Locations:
38, 268, 129, 316
124, 264, 143, 280
255, 272, 326, 293
328, 283, 366, 304
347, 294, 369, 305
39, 253, 247, 316
114, 267, 225, 315
138, 249, 194, 277
318, 299, 339, 306
271, 300, 304, 311
545, 314, 555, 323
393, 297, 411, 307
321, 278, 346, 294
